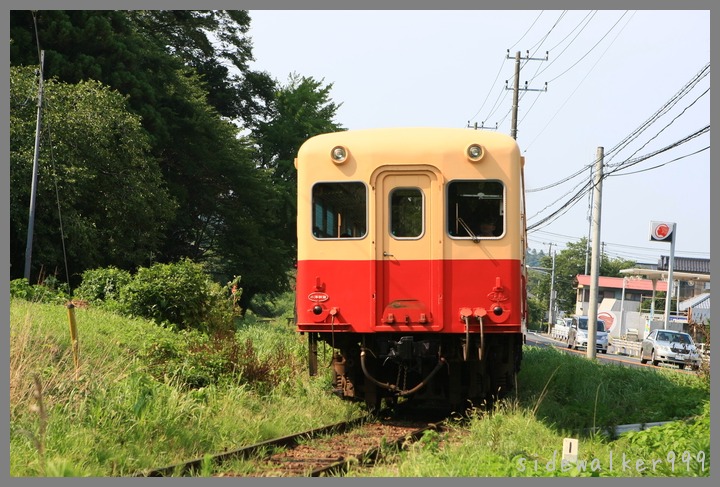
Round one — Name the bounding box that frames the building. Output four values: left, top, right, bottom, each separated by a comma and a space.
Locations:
573, 256, 710, 339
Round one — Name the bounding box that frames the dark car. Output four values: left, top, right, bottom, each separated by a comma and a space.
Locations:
640, 329, 701, 370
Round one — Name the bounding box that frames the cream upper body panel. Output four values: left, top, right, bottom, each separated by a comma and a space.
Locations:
296, 127, 524, 261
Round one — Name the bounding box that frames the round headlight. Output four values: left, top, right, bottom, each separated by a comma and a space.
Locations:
467, 144, 484, 161
331, 146, 348, 164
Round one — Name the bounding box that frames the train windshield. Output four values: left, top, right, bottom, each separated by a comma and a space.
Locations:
447, 180, 505, 239
312, 182, 367, 239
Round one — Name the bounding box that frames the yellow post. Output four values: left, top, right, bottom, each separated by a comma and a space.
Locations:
66, 302, 79, 378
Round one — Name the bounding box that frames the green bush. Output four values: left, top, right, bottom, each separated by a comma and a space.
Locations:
73, 266, 132, 311
119, 258, 233, 334
10, 277, 70, 304
10, 278, 34, 300
136, 327, 286, 390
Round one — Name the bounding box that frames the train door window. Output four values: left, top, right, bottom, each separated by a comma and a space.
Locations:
312, 182, 367, 239
447, 180, 505, 239
390, 187, 424, 238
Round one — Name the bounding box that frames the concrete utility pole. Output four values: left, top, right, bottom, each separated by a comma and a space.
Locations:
24, 50, 45, 281
586, 147, 604, 360
584, 165, 593, 275
548, 248, 556, 333
506, 50, 548, 140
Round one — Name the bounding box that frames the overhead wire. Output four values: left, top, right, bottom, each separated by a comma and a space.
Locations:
606, 145, 708, 177
605, 86, 709, 171
526, 47, 705, 196
528, 124, 709, 233
602, 64, 709, 164
468, 11, 545, 126
522, 11, 636, 153
543, 11, 630, 85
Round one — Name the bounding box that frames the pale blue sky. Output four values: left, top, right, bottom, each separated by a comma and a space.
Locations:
247, 9, 711, 265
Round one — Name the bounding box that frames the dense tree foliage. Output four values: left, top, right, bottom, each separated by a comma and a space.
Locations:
532, 238, 636, 316
10, 10, 344, 309
252, 73, 345, 250
10, 66, 176, 277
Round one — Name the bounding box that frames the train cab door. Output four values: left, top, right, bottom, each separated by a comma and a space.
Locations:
374, 169, 443, 331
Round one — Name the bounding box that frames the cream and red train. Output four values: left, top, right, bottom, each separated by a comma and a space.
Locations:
294, 127, 527, 411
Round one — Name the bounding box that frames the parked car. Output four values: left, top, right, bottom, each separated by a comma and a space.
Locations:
640, 329, 702, 370
552, 318, 572, 340
567, 316, 608, 353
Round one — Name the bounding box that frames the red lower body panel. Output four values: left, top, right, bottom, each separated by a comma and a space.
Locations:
296, 259, 524, 334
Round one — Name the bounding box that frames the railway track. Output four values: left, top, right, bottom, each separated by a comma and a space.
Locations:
134, 410, 446, 477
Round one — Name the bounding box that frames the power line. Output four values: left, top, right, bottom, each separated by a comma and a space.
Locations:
526, 62, 708, 207
602, 63, 709, 164
527, 130, 708, 232
468, 11, 546, 126
544, 11, 629, 85
522, 11, 636, 153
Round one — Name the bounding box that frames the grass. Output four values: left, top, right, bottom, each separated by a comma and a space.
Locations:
9, 298, 363, 476
10, 298, 710, 477
348, 346, 710, 477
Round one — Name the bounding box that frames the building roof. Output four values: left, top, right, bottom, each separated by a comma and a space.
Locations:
658, 256, 710, 274
679, 292, 711, 323
678, 292, 711, 311
575, 275, 668, 292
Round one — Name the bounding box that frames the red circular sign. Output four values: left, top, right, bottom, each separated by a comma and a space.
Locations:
597, 312, 615, 332
653, 223, 670, 240
655, 223, 670, 238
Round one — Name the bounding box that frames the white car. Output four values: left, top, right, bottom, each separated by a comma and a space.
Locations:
567, 316, 608, 354
640, 329, 702, 370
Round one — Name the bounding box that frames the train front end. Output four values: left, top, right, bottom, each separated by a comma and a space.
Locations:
295, 127, 527, 411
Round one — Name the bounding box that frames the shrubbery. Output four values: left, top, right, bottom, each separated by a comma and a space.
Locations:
10, 277, 70, 304
136, 327, 287, 390
118, 259, 234, 333
14, 259, 237, 335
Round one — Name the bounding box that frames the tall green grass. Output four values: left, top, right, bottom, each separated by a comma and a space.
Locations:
349, 346, 710, 477
11, 299, 709, 477
9, 299, 363, 476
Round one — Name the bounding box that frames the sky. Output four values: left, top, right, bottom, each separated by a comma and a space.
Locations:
245, 9, 711, 266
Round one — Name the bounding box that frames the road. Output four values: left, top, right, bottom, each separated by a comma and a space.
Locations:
524, 331, 701, 375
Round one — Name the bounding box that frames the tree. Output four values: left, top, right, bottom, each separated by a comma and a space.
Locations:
10, 66, 176, 282
10, 11, 347, 309
532, 238, 636, 315
252, 74, 345, 251
125, 10, 277, 124
10, 11, 276, 130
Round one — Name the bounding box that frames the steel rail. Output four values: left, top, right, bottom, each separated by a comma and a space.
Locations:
134, 414, 374, 477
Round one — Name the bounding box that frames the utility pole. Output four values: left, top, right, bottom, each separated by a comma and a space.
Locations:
24, 50, 45, 281
505, 50, 548, 140
584, 166, 592, 275
548, 248, 556, 333
587, 147, 604, 360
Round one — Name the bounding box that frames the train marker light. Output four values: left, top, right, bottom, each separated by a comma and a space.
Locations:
331, 145, 349, 164
466, 144, 485, 162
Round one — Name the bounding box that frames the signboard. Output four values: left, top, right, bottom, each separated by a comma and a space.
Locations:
597, 311, 616, 333
649, 221, 675, 242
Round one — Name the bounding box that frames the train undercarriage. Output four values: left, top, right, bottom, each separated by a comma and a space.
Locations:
306, 331, 523, 412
